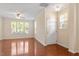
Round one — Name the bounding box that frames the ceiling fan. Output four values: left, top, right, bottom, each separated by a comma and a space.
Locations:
15, 10, 24, 19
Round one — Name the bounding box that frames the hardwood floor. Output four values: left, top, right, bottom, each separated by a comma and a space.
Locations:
46, 44, 74, 56
2, 38, 34, 56
0, 40, 2, 55
0, 38, 79, 56
34, 39, 46, 56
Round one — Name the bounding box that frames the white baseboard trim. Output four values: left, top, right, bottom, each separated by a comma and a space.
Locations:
35, 37, 46, 46
3, 36, 34, 40
0, 37, 3, 40
47, 42, 57, 45
57, 42, 68, 48
76, 49, 79, 53
68, 49, 77, 53
78, 51, 79, 53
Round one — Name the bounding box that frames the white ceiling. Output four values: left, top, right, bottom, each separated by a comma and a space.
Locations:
0, 3, 43, 20
0, 3, 68, 20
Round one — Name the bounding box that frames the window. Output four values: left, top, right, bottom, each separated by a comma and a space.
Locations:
59, 13, 68, 29
11, 21, 29, 34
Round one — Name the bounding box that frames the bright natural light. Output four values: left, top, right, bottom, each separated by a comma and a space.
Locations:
11, 21, 29, 34
11, 41, 29, 55
59, 13, 68, 29
11, 42, 16, 55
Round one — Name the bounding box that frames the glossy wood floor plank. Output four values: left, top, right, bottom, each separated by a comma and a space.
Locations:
46, 44, 74, 56
0, 40, 2, 55
2, 38, 34, 56
34, 39, 46, 56
0, 38, 79, 56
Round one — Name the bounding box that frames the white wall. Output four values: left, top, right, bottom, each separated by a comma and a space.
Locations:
68, 4, 77, 53
0, 18, 2, 40
2, 17, 34, 39
56, 4, 78, 53
35, 9, 46, 46
76, 4, 79, 52
57, 6, 69, 48
0, 17, 2, 55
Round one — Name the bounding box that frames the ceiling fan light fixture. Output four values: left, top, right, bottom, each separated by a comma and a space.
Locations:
15, 10, 25, 19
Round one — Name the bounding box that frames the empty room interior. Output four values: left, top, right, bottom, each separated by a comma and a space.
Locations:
0, 3, 79, 56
